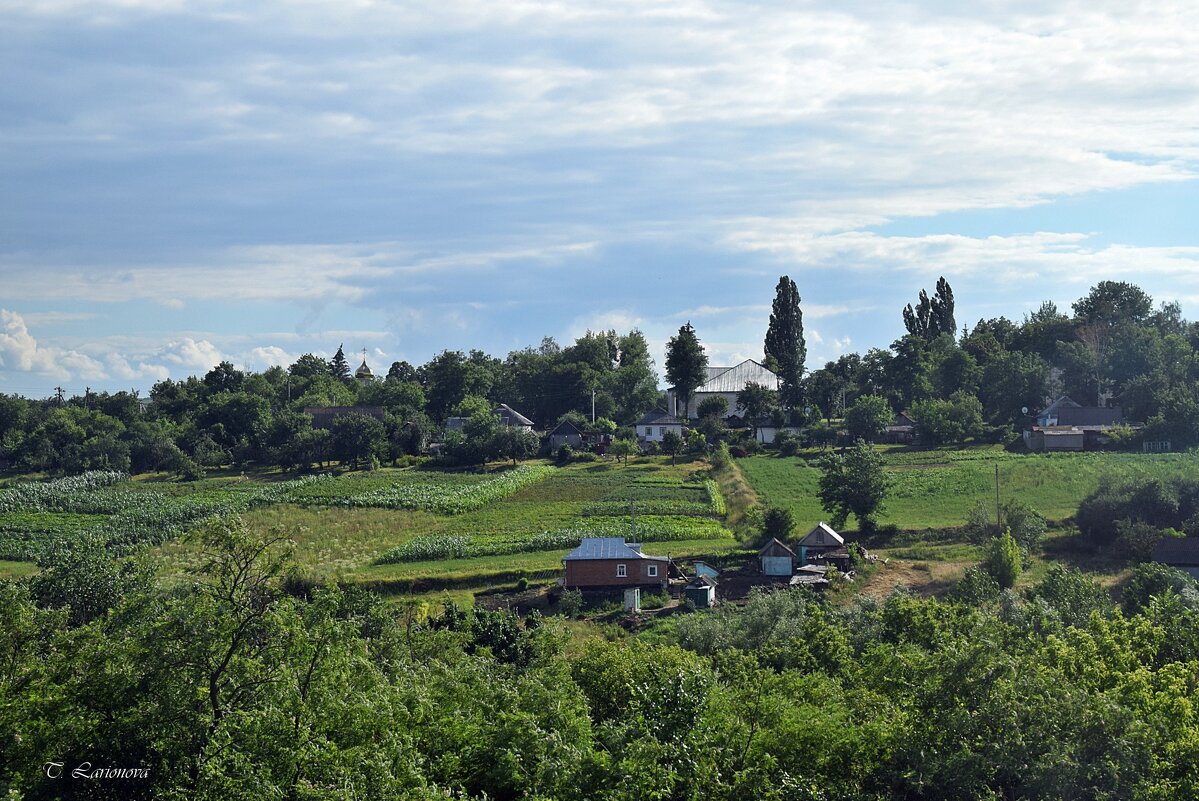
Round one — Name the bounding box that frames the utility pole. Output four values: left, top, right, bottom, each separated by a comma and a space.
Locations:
591, 389, 596, 423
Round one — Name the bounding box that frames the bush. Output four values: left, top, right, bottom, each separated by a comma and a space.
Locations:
1123, 561, 1199, 614
710, 441, 731, 469
516, 577, 530, 592
762, 506, 794, 542
558, 588, 583, 617
728, 446, 748, 458
983, 530, 1021, 589
775, 433, 800, 456
556, 445, 573, 464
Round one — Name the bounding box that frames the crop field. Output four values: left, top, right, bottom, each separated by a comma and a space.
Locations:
0, 458, 735, 594
739, 447, 1199, 532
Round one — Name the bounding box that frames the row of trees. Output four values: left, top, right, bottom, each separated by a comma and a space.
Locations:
6, 518, 1199, 799
0, 331, 661, 475
807, 279, 1199, 447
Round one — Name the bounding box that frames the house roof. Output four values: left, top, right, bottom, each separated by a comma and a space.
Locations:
1041, 396, 1082, 415
796, 564, 830, 575
1054, 406, 1123, 426
688, 575, 717, 588
758, 537, 796, 558
891, 411, 916, 428
564, 537, 669, 562
798, 522, 844, 548
1153, 537, 1199, 566
693, 359, 780, 394
635, 408, 682, 426
494, 403, 535, 427
550, 420, 583, 436
355, 359, 374, 379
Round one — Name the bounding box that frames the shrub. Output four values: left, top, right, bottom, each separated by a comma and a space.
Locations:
762, 506, 794, 542
983, 530, 1021, 589
516, 577, 530, 592
558, 588, 583, 617
710, 441, 731, 469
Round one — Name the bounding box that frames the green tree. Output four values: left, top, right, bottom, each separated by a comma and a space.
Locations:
665, 322, 708, 419
817, 440, 888, 530
490, 426, 539, 466
984, 529, 1021, 588
330, 343, 352, 381
697, 395, 728, 419
910, 391, 984, 446
902, 276, 955, 339
329, 412, 385, 470
610, 437, 636, 464
737, 381, 776, 436
844, 395, 891, 442
661, 429, 683, 465
761, 507, 794, 543
764, 276, 806, 414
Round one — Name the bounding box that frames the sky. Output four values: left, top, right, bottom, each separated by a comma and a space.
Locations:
2, 0, 1199, 396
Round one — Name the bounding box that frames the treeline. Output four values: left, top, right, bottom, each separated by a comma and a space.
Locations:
809, 279, 1199, 448
4, 278, 1199, 477
0, 333, 660, 476
5, 519, 1199, 799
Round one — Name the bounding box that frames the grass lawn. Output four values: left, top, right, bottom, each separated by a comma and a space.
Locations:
0, 559, 38, 580
739, 447, 1199, 532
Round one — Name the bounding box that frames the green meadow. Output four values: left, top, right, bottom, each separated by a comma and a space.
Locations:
738, 447, 1199, 532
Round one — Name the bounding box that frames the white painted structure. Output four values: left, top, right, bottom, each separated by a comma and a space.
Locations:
635, 409, 684, 443
668, 359, 780, 420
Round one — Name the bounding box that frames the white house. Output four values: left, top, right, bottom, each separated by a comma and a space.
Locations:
635, 409, 684, 443
667, 359, 780, 420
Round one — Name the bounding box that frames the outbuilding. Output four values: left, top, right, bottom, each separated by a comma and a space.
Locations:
797, 522, 844, 565
684, 575, 717, 608
758, 537, 796, 576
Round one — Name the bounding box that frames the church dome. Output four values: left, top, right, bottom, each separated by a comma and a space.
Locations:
355, 359, 374, 380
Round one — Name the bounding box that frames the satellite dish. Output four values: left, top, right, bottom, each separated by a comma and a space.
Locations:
1021, 406, 1029, 415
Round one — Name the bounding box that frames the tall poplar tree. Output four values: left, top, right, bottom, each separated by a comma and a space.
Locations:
665, 321, 708, 418
764, 276, 806, 415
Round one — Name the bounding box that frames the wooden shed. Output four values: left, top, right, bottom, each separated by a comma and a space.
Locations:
758, 538, 796, 576
684, 576, 717, 608
797, 522, 844, 565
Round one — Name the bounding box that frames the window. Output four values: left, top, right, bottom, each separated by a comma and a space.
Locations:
616, 564, 627, 577
647, 564, 658, 577
658, 427, 665, 436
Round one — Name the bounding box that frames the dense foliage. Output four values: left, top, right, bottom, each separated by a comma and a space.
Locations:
7, 520, 1199, 800
804, 280, 1199, 446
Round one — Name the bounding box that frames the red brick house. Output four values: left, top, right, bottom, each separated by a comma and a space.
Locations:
563, 537, 671, 590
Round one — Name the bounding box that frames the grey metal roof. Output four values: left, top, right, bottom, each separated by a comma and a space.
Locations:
1153, 538, 1199, 566
1055, 406, 1123, 426
494, 403, 535, 426
758, 537, 795, 558
694, 359, 779, 393
550, 420, 583, 436
798, 522, 844, 548
635, 408, 682, 426
564, 537, 669, 561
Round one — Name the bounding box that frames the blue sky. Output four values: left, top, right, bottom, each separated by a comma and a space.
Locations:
2, 0, 1199, 395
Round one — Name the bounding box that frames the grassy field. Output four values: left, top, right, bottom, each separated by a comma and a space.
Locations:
149, 458, 736, 593
739, 447, 1199, 532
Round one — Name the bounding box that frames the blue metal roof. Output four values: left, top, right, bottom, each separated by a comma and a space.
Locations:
564, 537, 668, 561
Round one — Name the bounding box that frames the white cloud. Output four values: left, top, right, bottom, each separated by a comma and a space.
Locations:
154, 338, 224, 372
0, 309, 107, 380
245, 345, 295, 370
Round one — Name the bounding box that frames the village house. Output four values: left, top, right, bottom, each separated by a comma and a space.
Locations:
446, 403, 537, 436
883, 411, 917, 444
1024, 396, 1136, 452
667, 359, 780, 420
797, 522, 844, 564
635, 409, 684, 445
752, 421, 804, 445
563, 537, 672, 590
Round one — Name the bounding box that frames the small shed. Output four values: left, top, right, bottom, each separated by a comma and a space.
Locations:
1153, 537, 1199, 580
883, 411, 917, 444
758, 538, 796, 576
548, 420, 585, 449
684, 576, 717, 608
797, 522, 844, 564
